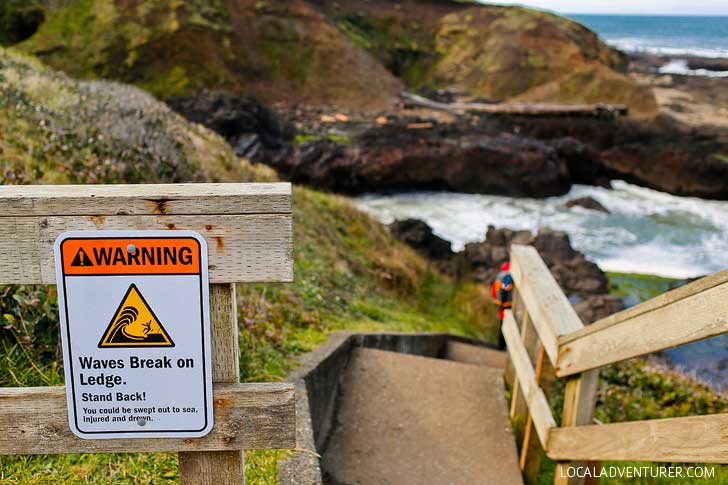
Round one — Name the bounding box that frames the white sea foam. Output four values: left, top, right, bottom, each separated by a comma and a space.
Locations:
658, 59, 728, 78
606, 37, 728, 59
354, 181, 728, 279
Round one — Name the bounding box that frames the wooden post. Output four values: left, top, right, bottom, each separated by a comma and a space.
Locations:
509, 310, 539, 445
519, 345, 546, 484
180, 284, 244, 485
553, 369, 599, 485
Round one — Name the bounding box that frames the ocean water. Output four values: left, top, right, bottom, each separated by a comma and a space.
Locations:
569, 14, 728, 58
354, 181, 728, 279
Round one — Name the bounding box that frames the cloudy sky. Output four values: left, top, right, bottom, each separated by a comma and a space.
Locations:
477, 0, 728, 15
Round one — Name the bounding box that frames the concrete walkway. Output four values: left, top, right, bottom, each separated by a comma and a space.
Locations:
321, 346, 523, 485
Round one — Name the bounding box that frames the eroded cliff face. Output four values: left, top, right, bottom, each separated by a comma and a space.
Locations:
313, 0, 654, 114
18, 0, 402, 109
19, 0, 652, 113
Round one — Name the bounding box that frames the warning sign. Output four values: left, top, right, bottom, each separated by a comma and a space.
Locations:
54, 231, 213, 440
98, 284, 174, 348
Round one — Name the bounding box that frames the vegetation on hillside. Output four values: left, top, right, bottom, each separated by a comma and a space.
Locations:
18, 0, 402, 108
0, 47, 496, 483
16, 0, 654, 112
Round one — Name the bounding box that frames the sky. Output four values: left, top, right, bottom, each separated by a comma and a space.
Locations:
477, 0, 728, 15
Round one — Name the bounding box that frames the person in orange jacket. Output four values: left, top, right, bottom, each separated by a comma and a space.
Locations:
491, 261, 513, 349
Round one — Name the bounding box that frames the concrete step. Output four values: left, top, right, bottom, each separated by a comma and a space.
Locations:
446, 341, 507, 370
322, 348, 523, 485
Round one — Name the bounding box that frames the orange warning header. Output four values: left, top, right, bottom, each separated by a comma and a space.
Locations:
61, 237, 201, 276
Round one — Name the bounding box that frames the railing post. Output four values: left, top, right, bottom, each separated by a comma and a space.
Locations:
179, 284, 244, 484
553, 370, 599, 485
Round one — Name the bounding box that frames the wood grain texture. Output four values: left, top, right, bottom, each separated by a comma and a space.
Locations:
548, 413, 728, 463
0, 214, 293, 284
510, 245, 584, 366
520, 345, 546, 479
180, 283, 246, 485
553, 370, 600, 485
561, 268, 728, 344
556, 277, 728, 377
0, 383, 295, 455
0, 183, 291, 216
502, 311, 556, 449
179, 451, 244, 485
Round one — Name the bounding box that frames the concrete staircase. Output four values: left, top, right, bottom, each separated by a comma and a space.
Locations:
321, 344, 522, 485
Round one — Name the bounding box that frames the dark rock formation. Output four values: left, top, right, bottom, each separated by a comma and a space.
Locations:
551, 137, 602, 186
454, 227, 610, 299
477, 113, 728, 200
386, 219, 625, 323
275, 125, 572, 196
389, 219, 454, 261
573, 295, 625, 324
685, 57, 728, 72
565, 196, 610, 213
168, 91, 294, 163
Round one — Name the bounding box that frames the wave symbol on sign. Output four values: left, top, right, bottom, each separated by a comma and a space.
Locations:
98, 284, 174, 348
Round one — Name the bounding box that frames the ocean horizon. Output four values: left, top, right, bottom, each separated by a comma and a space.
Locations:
569, 14, 728, 60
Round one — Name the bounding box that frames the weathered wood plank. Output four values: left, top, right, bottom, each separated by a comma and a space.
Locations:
553, 370, 600, 485
556, 274, 728, 377
510, 245, 583, 365
561, 268, 728, 344
0, 383, 295, 455
180, 284, 245, 484
0, 183, 291, 216
0, 214, 293, 284
502, 311, 556, 449
520, 345, 546, 482
548, 413, 728, 463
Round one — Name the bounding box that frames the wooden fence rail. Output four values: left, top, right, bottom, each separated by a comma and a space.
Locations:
0, 183, 296, 485
505, 244, 728, 484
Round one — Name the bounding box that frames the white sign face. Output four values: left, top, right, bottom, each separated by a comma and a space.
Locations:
54, 230, 213, 439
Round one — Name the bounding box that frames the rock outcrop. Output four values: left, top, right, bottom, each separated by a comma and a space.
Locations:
168, 91, 294, 163
20, 0, 650, 113
389, 220, 624, 323
274, 123, 571, 196
313, 0, 651, 113
19, 0, 402, 109
389, 219, 454, 261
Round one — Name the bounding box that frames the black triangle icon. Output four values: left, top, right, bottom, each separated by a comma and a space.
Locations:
71, 248, 94, 267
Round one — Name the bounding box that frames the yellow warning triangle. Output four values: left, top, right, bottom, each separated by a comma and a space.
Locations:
98, 284, 174, 348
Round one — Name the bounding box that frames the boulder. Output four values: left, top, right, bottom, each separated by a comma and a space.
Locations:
389, 219, 454, 261
565, 196, 610, 213
573, 295, 625, 324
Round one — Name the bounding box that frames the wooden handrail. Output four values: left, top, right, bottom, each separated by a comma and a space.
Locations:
502, 310, 556, 449
510, 245, 584, 365
507, 245, 728, 478
556, 268, 728, 377
548, 413, 728, 463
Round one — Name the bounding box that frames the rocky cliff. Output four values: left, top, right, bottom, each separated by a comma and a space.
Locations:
18, 0, 652, 113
